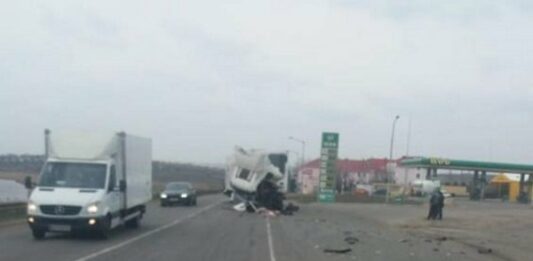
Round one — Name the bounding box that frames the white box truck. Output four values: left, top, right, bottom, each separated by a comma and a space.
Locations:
27, 129, 152, 239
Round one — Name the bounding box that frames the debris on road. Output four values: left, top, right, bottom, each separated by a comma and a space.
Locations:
323, 248, 352, 254
281, 203, 300, 215
257, 207, 278, 217
344, 236, 359, 245
233, 202, 247, 212
436, 236, 448, 241
477, 247, 493, 254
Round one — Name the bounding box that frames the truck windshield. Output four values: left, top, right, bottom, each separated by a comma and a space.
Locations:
39, 163, 107, 189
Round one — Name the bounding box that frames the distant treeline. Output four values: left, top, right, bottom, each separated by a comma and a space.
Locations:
0, 154, 225, 191
0, 154, 43, 173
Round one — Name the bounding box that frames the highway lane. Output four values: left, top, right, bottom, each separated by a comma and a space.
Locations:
0, 195, 501, 261
89, 199, 272, 261
0, 194, 224, 261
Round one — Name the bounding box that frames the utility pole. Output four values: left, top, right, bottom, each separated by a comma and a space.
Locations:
386, 115, 400, 203
289, 136, 306, 167
402, 117, 412, 203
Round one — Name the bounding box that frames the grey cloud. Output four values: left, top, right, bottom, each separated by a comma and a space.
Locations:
1, 1, 533, 164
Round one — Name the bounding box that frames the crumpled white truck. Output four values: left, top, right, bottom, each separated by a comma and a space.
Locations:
224, 147, 288, 211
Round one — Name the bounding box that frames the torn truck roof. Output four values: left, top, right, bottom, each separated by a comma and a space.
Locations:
225, 147, 287, 194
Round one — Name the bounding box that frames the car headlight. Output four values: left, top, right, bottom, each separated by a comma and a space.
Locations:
181, 193, 188, 198
27, 202, 37, 212
87, 203, 99, 214
160, 193, 168, 199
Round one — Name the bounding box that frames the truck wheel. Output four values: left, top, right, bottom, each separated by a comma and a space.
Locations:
32, 228, 46, 240
193, 198, 197, 206
160, 202, 166, 207
98, 216, 112, 239
125, 215, 141, 229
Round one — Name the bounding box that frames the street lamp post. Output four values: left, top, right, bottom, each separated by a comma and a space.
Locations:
286, 150, 300, 193
402, 117, 412, 204
386, 115, 400, 203
289, 136, 306, 167
285, 150, 300, 175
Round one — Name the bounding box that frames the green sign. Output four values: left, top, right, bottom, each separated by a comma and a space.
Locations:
318, 132, 339, 203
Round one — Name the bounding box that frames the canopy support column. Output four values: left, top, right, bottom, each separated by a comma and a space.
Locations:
527, 174, 533, 203
518, 173, 526, 203
471, 170, 479, 200
480, 171, 487, 201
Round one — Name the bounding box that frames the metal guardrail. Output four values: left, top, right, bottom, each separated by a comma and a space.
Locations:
1, 190, 223, 221
0, 203, 26, 220
0, 202, 26, 210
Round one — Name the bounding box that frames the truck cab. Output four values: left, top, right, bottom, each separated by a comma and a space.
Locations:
28, 159, 127, 239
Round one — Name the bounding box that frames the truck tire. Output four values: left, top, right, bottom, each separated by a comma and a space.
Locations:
193, 197, 197, 206
98, 216, 112, 239
31, 228, 46, 240
125, 214, 141, 229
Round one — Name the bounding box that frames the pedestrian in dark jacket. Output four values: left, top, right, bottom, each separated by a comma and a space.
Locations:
436, 190, 445, 220
427, 190, 439, 220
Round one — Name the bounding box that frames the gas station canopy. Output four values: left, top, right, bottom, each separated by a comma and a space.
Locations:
400, 157, 533, 174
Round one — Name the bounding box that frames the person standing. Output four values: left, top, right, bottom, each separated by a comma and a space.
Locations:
427, 189, 439, 220
436, 189, 445, 220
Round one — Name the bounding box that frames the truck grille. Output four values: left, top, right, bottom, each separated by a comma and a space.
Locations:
40, 205, 82, 216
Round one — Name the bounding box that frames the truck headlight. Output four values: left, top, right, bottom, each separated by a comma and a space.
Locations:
27, 202, 37, 212
160, 193, 168, 199
87, 203, 99, 214
181, 193, 188, 198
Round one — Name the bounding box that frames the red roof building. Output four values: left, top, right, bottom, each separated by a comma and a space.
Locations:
297, 158, 393, 194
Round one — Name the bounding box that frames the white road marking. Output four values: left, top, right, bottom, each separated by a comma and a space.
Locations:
74, 201, 222, 261
266, 217, 277, 261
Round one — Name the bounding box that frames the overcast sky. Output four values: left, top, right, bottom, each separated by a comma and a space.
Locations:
2, 1, 533, 165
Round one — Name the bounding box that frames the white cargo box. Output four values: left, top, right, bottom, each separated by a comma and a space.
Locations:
45, 130, 152, 209
123, 134, 152, 208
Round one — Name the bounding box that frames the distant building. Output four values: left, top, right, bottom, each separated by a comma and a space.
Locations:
297, 158, 390, 194
297, 157, 436, 194
394, 165, 426, 186
436, 172, 475, 187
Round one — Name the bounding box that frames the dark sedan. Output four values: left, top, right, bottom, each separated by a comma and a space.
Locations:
160, 182, 197, 206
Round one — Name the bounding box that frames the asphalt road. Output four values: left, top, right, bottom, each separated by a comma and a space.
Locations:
0, 195, 502, 261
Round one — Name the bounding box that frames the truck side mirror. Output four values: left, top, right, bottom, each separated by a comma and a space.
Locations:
119, 180, 127, 192
108, 181, 116, 193
24, 176, 33, 189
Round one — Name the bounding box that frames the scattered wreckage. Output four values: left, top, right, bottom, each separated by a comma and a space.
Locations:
224, 147, 299, 216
